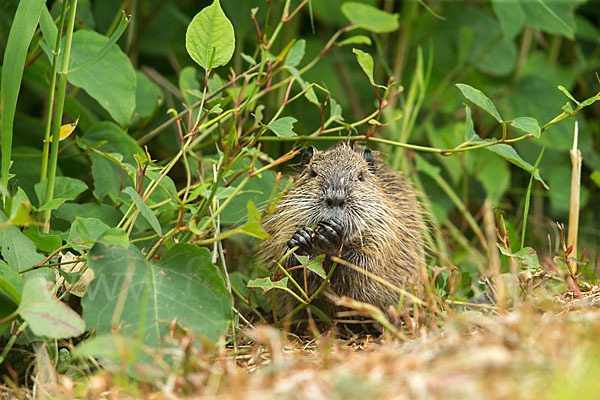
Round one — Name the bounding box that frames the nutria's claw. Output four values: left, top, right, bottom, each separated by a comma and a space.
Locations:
287, 227, 314, 256
315, 219, 343, 255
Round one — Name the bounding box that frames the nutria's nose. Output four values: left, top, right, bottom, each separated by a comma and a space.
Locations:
325, 193, 345, 208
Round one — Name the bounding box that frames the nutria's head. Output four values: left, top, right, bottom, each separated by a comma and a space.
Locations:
276, 142, 398, 245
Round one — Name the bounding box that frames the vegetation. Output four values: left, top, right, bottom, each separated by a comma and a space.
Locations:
0, 0, 599, 397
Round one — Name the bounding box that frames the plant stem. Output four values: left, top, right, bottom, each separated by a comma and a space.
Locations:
0, 322, 28, 365
40, 0, 69, 182
42, 0, 78, 232
567, 121, 582, 264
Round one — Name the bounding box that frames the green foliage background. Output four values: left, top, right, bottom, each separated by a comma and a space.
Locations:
0, 0, 599, 381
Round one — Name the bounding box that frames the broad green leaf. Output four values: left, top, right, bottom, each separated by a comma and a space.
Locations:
265, 116, 298, 138
476, 153, 510, 203
186, 0, 235, 70
0, 212, 45, 273
55, 203, 122, 227
67, 30, 136, 127
284, 39, 305, 67
82, 121, 144, 162
18, 276, 85, 338
83, 244, 233, 346
330, 98, 343, 122
240, 201, 271, 239
35, 176, 88, 207
98, 228, 129, 249
23, 226, 62, 253
511, 117, 541, 138
1, 0, 45, 188
521, 0, 580, 40
0, 260, 23, 304
352, 48, 383, 88
68, 217, 111, 251
68, 12, 130, 73
513, 247, 540, 270
220, 167, 277, 225
179, 66, 200, 108
338, 35, 372, 46
247, 277, 289, 294
492, 0, 525, 39
5, 187, 35, 226
341, 2, 399, 33
456, 83, 503, 122
73, 334, 148, 366
133, 70, 163, 120
123, 187, 163, 235
294, 254, 326, 279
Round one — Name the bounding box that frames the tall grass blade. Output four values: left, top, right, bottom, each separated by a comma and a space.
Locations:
0, 0, 45, 195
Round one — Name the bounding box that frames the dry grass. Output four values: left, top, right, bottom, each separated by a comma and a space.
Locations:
6, 286, 600, 400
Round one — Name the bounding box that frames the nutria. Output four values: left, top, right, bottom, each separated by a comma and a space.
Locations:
260, 141, 425, 320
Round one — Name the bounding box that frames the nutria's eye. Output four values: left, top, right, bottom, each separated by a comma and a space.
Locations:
358, 171, 364, 181
309, 168, 317, 178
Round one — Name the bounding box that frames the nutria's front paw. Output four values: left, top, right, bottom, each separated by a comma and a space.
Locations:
287, 226, 315, 256
287, 219, 343, 256
314, 219, 343, 255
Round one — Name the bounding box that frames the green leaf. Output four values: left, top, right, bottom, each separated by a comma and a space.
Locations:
67, 30, 136, 127
284, 39, 305, 67
1, 0, 45, 188
341, 2, 399, 33
352, 48, 384, 88
591, 171, 600, 188
511, 117, 541, 138
247, 277, 289, 294
264, 116, 298, 138
0, 261, 23, 304
35, 176, 88, 207
456, 83, 503, 122
83, 244, 233, 346
68, 217, 111, 251
492, 0, 525, 39
23, 226, 62, 253
581, 94, 600, 108
0, 212, 45, 273
476, 153, 510, 203
486, 144, 549, 190
82, 121, 144, 162
464, 104, 477, 142
68, 12, 130, 73
179, 66, 200, 108
557, 85, 581, 106
133, 70, 163, 120
98, 228, 130, 249
186, 0, 235, 70
240, 201, 271, 239
123, 187, 163, 235
294, 254, 326, 279
338, 35, 372, 46
521, 0, 579, 40
73, 334, 147, 366
18, 276, 85, 338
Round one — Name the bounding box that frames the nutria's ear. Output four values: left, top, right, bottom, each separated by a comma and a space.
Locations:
300, 146, 316, 169
362, 148, 376, 174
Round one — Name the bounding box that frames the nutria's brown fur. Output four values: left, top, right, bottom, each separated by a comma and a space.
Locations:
260, 142, 425, 319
